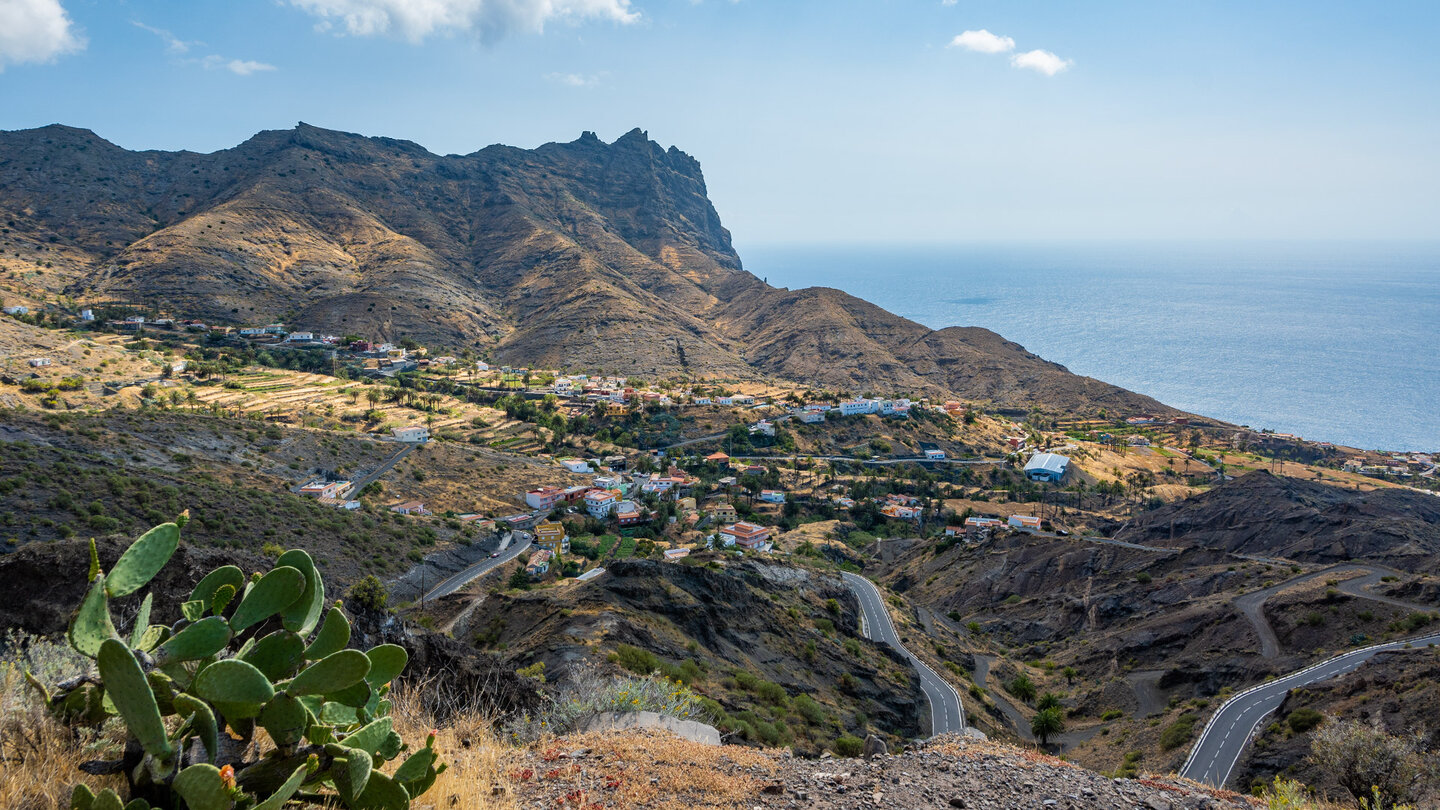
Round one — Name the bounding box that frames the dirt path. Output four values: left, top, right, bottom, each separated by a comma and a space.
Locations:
1125, 669, 1168, 717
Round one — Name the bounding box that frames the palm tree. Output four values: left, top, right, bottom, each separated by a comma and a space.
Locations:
1031, 707, 1064, 746
185, 389, 198, 412
365, 389, 381, 409
1009, 674, 1037, 704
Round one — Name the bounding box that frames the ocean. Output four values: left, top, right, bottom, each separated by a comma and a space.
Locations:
741, 241, 1440, 452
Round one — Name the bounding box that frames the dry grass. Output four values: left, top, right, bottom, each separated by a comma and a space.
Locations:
0, 666, 123, 810
509, 729, 775, 810
388, 683, 517, 810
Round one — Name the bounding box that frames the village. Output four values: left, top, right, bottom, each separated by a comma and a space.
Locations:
4, 303, 1436, 597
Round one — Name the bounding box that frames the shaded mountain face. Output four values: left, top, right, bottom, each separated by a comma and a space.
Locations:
1124, 471, 1440, 570
0, 123, 1169, 411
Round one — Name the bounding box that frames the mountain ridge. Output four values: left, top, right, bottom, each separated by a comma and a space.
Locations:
0, 122, 1174, 412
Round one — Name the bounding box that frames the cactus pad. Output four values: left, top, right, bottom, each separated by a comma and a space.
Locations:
106, 523, 180, 598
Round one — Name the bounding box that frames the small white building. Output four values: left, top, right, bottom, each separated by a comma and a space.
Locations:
758, 490, 786, 504
392, 426, 430, 443
925, 449, 946, 460
79, 309, 95, 321
797, 410, 825, 424
28, 358, 52, 367
558, 458, 592, 474
1008, 514, 1042, 530
3, 306, 29, 316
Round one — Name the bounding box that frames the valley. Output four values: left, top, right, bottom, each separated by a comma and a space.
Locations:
0, 123, 1436, 810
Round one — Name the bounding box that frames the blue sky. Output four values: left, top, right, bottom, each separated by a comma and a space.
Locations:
1, 0, 1438, 246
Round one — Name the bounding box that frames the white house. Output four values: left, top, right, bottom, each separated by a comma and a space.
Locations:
392, 426, 430, 443
28, 358, 52, 367
299, 480, 350, 499
663, 547, 691, 560
585, 489, 619, 518
525, 486, 566, 511
692, 396, 712, 405
3, 306, 28, 316
558, 458, 592, 474
1008, 514, 1042, 530
749, 420, 776, 437
925, 449, 946, 460
720, 521, 771, 550
285, 331, 315, 342
797, 410, 825, 424
758, 490, 786, 504
838, 399, 879, 416
79, 309, 95, 321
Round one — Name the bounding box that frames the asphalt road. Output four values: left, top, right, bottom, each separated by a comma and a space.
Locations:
342, 442, 415, 499
730, 454, 995, 466
841, 571, 966, 737
1181, 629, 1440, 788
422, 532, 530, 601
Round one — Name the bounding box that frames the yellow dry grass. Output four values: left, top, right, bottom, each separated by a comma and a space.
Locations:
512, 729, 775, 810
0, 666, 123, 810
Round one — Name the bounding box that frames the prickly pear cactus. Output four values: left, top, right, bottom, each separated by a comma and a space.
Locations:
32, 521, 445, 810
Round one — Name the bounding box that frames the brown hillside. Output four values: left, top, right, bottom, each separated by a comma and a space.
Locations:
1, 123, 1170, 412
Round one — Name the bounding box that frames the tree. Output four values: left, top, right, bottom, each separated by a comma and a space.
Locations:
1310, 718, 1435, 810
1036, 692, 1063, 712
1008, 674, 1037, 703
1062, 666, 1079, 684
1031, 707, 1064, 746
508, 568, 532, 590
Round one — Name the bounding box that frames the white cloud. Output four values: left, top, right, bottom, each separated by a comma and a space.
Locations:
202, 55, 278, 75
1010, 48, 1072, 76
132, 21, 195, 54
948, 29, 1013, 54
0, 0, 84, 70
545, 71, 604, 87
289, 0, 639, 43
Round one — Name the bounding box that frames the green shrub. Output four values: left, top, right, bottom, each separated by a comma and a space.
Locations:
1160, 714, 1197, 750
610, 644, 662, 675
833, 735, 864, 757
1287, 708, 1324, 733
348, 574, 390, 612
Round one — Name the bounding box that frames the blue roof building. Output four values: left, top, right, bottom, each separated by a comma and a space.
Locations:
1024, 452, 1070, 482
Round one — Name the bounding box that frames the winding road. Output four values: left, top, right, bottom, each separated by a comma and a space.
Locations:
842, 571, 966, 737
1234, 563, 1420, 659
1181, 564, 1439, 788
422, 532, 531, 601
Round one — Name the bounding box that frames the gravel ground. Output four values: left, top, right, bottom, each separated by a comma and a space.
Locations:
504, 731, 1260, 810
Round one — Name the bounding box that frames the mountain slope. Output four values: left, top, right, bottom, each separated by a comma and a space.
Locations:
1122, 470, 1440, 569
0, 123, 1171, 412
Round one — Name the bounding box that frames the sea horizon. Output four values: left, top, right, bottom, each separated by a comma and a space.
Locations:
741, 239, 1440, 453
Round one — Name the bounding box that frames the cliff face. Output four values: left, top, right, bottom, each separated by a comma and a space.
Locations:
0, 123, 1170, 412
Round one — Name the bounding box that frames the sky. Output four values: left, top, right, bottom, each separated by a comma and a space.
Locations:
1, 0, 1438, 248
